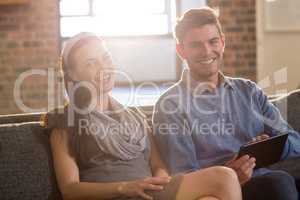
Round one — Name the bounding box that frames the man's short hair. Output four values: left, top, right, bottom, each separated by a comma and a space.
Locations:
174, 7, 223, 44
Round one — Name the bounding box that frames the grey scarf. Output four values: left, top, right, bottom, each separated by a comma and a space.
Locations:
87, 97, 148, 161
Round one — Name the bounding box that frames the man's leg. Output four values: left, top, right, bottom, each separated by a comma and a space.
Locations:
296, 179, 300, 200
242, 170, 298, 200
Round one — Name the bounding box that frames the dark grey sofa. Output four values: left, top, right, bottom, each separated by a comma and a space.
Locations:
0, 90, 300, 200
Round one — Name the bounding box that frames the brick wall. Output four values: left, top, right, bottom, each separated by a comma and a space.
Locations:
0, 0, 257, 115
0, 0, 60, 115
207, 0, 256, 81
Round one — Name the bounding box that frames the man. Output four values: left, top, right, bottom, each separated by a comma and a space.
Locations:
153, 7, 300, 200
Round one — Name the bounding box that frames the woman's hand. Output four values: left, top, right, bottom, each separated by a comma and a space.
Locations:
117, 176, 171, 200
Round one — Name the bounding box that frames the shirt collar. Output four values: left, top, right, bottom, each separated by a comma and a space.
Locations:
180, 68, 234, 95
218, 71, 234, 89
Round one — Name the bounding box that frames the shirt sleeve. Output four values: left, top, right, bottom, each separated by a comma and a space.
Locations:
253, 83, 300, 159
152, 98, 199, 175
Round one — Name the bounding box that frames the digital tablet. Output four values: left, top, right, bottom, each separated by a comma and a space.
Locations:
237, 133, 288, 169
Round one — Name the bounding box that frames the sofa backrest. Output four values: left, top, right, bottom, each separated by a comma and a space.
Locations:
271, 89, 300, 134
0, 122, 62, 200
0, 112, 43, 125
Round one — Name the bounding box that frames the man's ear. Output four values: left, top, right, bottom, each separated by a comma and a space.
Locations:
176, 43, 186, 60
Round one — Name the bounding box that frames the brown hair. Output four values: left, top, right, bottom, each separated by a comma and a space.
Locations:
174, 7, 223, 44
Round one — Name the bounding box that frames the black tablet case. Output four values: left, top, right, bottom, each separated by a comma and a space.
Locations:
238, 133, 288, 169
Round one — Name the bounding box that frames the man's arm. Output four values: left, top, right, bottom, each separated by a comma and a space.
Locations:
253, 83, 300, 159
152, 98, 199, 175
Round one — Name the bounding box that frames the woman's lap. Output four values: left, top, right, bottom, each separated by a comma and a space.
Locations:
111, 175, 183, 200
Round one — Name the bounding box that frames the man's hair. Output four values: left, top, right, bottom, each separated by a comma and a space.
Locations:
174, 7, 223, 44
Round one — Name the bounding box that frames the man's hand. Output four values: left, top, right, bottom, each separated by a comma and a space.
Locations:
225, 155, 256, 185
225, 134, 270, 185
248, 134, 269, 144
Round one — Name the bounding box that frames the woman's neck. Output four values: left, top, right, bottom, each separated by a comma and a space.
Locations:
95, 93, 110, 112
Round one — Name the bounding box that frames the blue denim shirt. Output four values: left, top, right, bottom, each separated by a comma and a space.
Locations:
153, 69, 300, 176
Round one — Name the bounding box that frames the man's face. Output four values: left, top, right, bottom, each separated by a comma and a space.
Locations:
177, 24, 225, 80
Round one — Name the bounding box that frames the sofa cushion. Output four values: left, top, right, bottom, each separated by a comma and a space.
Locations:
0, 122, 62, 200
269, 157, 300, 179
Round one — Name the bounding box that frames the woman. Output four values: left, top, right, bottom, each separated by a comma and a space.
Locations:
45, 32, 242, 200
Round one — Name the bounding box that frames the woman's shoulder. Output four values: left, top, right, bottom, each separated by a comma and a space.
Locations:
41, 105, 70, 130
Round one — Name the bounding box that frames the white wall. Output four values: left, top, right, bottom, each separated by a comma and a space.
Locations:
256, 0, 300, 95
105, 0, 206, 84
106, 38, 177, 83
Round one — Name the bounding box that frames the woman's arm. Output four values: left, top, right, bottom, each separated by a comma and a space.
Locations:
147, 127, 170, 178
50, 128, 168, 200
50, 128, 123, 200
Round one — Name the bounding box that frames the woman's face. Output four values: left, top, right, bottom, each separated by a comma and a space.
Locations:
68, 39, 115, 94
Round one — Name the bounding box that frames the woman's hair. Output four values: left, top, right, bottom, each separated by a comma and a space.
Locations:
174, 7, 223, 44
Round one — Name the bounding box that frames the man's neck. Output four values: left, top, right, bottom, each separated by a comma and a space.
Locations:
190, 71, 220, 87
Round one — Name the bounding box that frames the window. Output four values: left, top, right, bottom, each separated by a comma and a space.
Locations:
60, 0, 176, 37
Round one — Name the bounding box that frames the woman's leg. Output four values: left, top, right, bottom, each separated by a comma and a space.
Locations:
176, 166, 242, 200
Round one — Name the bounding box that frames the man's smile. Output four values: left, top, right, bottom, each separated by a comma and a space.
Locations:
196, 57, 217, 65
